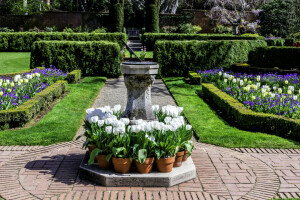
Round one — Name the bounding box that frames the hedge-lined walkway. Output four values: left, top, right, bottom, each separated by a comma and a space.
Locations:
0, 78, 300, 200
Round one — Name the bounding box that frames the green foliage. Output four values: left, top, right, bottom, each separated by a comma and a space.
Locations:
0, 32, 127, 52
142, 33, 265, 50
164, 77, 300, 148
266, 39, 286, 46
177, 23, 202, 34
260, 0, 299, 37
30, 40, 122, 77
212, 24, 233, 34
109, 0, 124, 32
153, 40, 267, 77
188, 71, 201, 85
66, 70, 81, 83
248, 46, 300, 69
2, 0, 49, 15
92, 27, 107, 33
201, 83, 300, 141
0, 27, 14, 32
0, 80, 67, 129
0, 77, 106, 146
145, 0, 160, 33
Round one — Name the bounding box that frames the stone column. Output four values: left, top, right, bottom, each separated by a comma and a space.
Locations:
122, 74, 156, 120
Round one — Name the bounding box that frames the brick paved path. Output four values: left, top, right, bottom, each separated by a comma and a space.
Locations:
0, 141, 281, 200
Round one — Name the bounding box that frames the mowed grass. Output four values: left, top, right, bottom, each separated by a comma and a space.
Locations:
164, 77, 300, 149
0, 52, 30, 73
0, 77, 106, 146
124, 51, 153, 58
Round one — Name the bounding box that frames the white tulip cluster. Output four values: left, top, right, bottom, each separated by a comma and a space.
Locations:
161, 105, 183, 117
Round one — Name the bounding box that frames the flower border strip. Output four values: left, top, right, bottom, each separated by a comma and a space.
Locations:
0, 67, 45, 78
66, 70, 81, 83
201, 83, 300, 141
0, 80, 68, 129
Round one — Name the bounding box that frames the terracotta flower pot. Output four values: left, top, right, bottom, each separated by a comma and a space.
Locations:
134, 157, 155, 174
112, 158, 132, 174
174, 151, 185, 167
156, 156, 175, 173
96, 155, 111, 170
182, 150, 189, 162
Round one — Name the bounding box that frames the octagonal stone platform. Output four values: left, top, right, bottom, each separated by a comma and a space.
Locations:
79, 152, 196, 187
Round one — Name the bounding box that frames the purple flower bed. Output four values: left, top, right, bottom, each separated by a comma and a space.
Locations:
198, 68, 300, 119
0, 67, 67, 110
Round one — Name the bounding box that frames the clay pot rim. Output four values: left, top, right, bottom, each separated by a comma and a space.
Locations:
134, 157, 155, 164
112, 157, 132, 164
176, 151, 185, 156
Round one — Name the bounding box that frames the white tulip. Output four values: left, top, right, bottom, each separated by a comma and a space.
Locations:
186, 125, 192, 130
104, 118, 113, 125
90, 116, 99, 123
293, 96, 298, 101
218, 71, 222, 76
86, 108, 95, 114
164, 117, 172, 124
35, 73, 40, 77
97, 120, 104, 127
152, 105, 159, 112
105, 126, 113, 134
6, 79, 10, 84
120, 118, 130, 125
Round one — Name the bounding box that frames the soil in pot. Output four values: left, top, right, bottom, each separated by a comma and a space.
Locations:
112, 158, 132, 174
134, 157, 155, 174
96, 155, 111, 170
156, 157, 175, 173
182, 150, 189, 162
174, 151, 185, 167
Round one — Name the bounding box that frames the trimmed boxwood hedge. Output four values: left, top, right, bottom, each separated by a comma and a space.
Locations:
0, 32, 126, 52
248, 46, 300, 69
201, 83, 300, 141
188, 71, 201, 84
66, 70, 81, 83
154, 40, 267, 77
30, 41, 122, 77
0, 80, 68, 129
142, 33, 265, 50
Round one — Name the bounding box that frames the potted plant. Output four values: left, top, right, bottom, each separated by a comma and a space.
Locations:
154, 130, 179, 173
174, 125, 194, 166
106, 132, 132, 174
132, 131, 157, 174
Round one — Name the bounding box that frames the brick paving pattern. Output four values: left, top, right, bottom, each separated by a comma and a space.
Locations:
0, 141, 281, 200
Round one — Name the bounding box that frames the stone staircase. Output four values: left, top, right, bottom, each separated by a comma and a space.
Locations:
127, 39, 143, 52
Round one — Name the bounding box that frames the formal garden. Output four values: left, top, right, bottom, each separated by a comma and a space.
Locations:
0, 0, 300, 199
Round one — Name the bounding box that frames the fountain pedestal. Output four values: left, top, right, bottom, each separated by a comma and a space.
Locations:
121, 62, 159, 121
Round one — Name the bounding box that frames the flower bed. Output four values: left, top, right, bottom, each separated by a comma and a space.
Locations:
0, 67, 67, 110
78, 105, 194, 174
199, 68, 300, 119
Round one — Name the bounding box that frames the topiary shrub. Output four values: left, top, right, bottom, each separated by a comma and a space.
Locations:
248, 46, 300, 69
145, 0, 160, 33
0, 32, 126, 52
142, 33, 265, 50
109, 0, 124, 32
154, 40, 267, 77
30, 41, 122, 77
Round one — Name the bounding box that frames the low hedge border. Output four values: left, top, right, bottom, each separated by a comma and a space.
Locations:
0, 32, 126, 52
142, 33, 265, 50
188, 71, 201, 84
201, 83, 300, 141
66, 70, 81, 83
230, 63, 300, 75
0, 80, 68, 129
248, 46, 300, 69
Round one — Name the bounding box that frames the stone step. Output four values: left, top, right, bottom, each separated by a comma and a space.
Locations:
127, 40, 142, 44
128, 43, 142, 47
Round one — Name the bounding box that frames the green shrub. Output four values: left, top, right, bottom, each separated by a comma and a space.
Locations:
153, 40, 267, 77
0, 32, 126, 52
30, 41, 122, 77
145, 0, 159, 33
142, 33, 265, 50
201, 83, 300, 141
109, 0, 124, 32
265, 38, 285, 46
248, 46, 300, 69
188, 71, 201, 85
67, 70, 81, 83
212, 24, 233, 34
0, 27, 14, 32
0, 80, 67, 129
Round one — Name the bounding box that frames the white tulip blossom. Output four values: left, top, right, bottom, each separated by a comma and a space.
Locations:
14, 75, 21, 82
105, 126, 113, 134
120, 118, 130, 125
97, 120, 105, 127
152, 105, 159, 112
293, 96, 298, 101
186, 124, 192, 130
90, 116, 99, 123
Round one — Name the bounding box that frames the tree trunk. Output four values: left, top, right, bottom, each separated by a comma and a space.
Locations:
232, 23, 239, 35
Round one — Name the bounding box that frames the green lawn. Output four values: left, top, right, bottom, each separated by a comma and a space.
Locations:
0, 52, 30, 73
164, 77, 300, 149
124, 51, 153, 59
0, 77, 106, 146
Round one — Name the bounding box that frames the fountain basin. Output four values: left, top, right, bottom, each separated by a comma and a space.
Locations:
121, 62, 159, 75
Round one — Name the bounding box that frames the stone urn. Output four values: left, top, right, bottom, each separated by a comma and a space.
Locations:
121, 61, 159, 121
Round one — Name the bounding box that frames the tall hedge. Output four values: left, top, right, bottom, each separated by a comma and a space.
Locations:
109, 0, 124, 32
30, 41, 122, 77
145, 0, 160, 33
0, 32, 126, 52
248, 46, 300, 69
142, 33, 265, 50
154, 40, 267, 77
